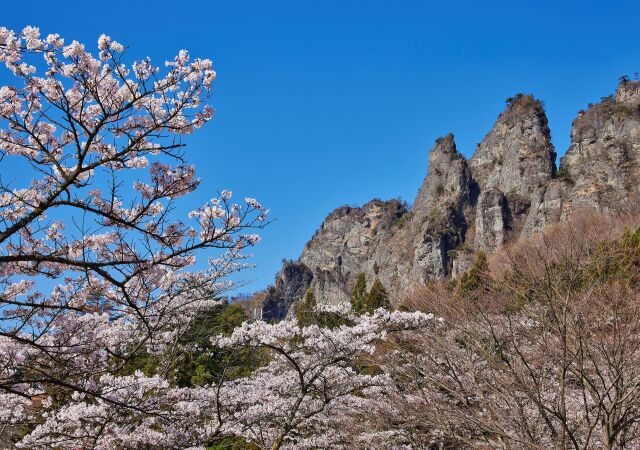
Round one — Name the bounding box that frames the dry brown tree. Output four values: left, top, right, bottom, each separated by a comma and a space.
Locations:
349, 213, 640, 450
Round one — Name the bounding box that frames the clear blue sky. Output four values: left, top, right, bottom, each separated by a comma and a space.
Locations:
4, 0, 640, 293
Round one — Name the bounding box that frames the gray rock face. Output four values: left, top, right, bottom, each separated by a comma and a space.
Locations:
521, 180, 571, 235
616, 79, 640, 106
262, 81, 640, 320
403, 134, 472, 280
298, 199, 407, 306
468, 94, 556, 249
262, 261, 313, 320
474, 189, 507, 252
413, 133, 471, 213
469, 95, 556, 198
559, 81, 640, 215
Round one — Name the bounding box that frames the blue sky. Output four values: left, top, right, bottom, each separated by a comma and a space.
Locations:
3, 0, 640, 293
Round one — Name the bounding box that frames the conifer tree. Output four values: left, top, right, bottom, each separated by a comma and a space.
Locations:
297, 288, 317, 327
364, 278, 391, 313
351, 272, 368, 314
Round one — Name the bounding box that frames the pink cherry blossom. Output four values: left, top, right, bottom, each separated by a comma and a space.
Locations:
0, 26, 268, 448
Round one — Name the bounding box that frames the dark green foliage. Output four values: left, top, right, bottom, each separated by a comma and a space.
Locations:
456, 252, 489, 301
175, 302, 261, 387
364, 278, 390, 312
351, 272, 367, 314
601, 94, 616, 103
556, 167, 571, 180
505, 93, 541, 109
121, 301, 262, 387
296, 288, 317, 327
428, 206, 442, 222
298, 288, 347, 329
118, 348, 161, 377
351, 273, 392, 314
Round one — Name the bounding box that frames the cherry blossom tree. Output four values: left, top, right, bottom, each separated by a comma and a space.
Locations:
0, 26, 437, 449
213, 305, 434, 449
14, 304, 433, 449
0, 26, 268, 447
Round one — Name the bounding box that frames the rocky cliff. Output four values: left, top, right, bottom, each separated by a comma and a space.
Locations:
262, 80, 640, 320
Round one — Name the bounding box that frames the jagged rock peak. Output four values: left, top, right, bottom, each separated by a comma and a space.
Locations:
469, 93, 556, 199
261, 80, 640, 321
431, 133, 458, 155
501, 93, 547, 121
558, 79, 640, 213
616, 79, 640, 106
413, 133, 471, 214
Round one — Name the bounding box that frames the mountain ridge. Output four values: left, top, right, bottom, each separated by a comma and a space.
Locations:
261, 79, 640, 320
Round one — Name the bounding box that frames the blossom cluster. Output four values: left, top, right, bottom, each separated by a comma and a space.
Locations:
213, 309, 434, 448
0, 27, 267, 448
0, 26, 442, 450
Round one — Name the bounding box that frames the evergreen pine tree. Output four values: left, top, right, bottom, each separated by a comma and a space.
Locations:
297, 288, 317, 327
364, 277, 390, 313
351, 272, 367, 314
